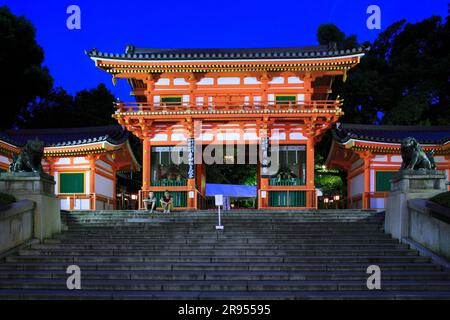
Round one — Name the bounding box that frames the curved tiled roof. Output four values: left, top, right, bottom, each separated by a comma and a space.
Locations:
332, 123, 450, 145
0, 125, 129, 148
86, 45, 368, 61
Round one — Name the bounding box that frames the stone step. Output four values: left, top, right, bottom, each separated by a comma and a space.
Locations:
17, 248, 419, 257
1, 288, 450, 300
60, 226, 385, 231
0, 261, 439, 272
6, 255, 431, 263
2, 209, 449, 299
1, 270, 449, 281
2, 278, 450, 291
30, 243, 410, 250
43, 238, 400, 245
54, 234, 393, 240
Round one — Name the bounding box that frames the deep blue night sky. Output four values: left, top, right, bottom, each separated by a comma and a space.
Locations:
2, 0, 448, 100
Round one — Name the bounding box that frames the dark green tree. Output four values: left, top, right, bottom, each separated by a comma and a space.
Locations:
0, 6, 53, 129
19, 87, 74, 128
73, 83, 117, 127
317, 24, 358, 49
21, 84, 116, 128
334, 16, 450, 126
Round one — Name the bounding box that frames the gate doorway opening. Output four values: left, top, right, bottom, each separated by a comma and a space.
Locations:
204, 144, 258, 209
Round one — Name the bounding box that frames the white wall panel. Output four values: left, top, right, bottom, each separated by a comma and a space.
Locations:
350, 173, 364, 197
95, 173, 113, 198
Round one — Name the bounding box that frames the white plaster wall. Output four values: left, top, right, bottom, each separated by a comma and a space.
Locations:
95, 173, 113, 198
53, 172, 59, 194
0, 155, 10, 165
350, 173, 364, 197
174, 78, 188, 85
391, 155, 402, 162
151, 134, 168, 142
217, 77, 240, 85
270, 132, 286, 141
243, 132, 258, 140
201, 133, 213, 141
269, 77, 284, 84
288, 77, 303, 84
289, 132, 307, 140
374, 155, 388, 162
73, 199, 90, 210
370, 198, 385, 209
96, 160, 112, 172
171, 133, 186, 141
197, 78, 214, 85
155, 78, 170, 85
370, 169, 375, 192
56, 158, 70, 165
60, 198, 70, 210
244, 77, 259, 84
85, 171, 90, 194
297, 94, 305, 102
73, 157, 88, 164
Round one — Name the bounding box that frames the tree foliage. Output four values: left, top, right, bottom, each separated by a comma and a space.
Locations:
317, 24, 358, 49
333, 16, 450, 125
0, 6, 53, 129
206, 164, 257, 186
20, 84, 116, 128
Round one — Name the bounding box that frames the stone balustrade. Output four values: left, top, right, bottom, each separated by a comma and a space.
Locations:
0, 200, 35, 255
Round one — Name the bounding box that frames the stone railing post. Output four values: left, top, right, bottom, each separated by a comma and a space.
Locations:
385, 170, 446, 240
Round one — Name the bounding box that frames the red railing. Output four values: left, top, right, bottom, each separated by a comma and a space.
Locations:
114, 100, 341, 113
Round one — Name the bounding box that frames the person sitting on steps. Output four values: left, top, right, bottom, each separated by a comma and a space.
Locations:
143, 191, 156, 213
160, 190, 173, 213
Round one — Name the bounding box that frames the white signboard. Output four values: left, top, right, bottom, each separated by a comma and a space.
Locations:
215, 194, 223, 206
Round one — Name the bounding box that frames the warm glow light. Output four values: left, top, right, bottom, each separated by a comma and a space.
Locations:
334, 195, 340, 201
323, 198, 329, 203
131, 194, 137, 200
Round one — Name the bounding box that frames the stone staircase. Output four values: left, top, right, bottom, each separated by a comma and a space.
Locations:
1, 209, 450, 299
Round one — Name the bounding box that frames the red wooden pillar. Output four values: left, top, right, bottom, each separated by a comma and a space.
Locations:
362, 153, 372, 209
306, 135, 315, 208
142, 134, 151, 191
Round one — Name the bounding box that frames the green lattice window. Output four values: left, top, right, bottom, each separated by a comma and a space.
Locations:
275, 95, 296, 105
161, 96, 182, 106
59, 173, 85, 194
153, 191, 187, 207
152, 179, 187, 187
269, 178, 305, 186
376, 171, 394, 192
269, 190, 306, 207
288, 191, 306, 206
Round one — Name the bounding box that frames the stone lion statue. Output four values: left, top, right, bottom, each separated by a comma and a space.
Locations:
10, 138, 44, 173
400, 137, 436, 170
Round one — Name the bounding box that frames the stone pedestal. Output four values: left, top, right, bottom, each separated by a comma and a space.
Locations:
0, 172, 61, 241
385, 170, 446, 240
